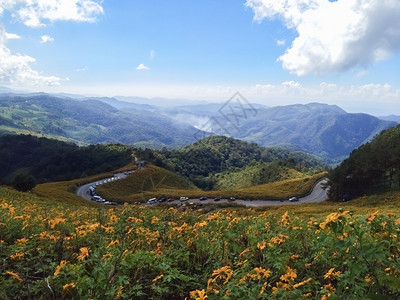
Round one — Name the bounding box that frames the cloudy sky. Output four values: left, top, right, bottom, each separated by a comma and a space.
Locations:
1, 0, 400, 115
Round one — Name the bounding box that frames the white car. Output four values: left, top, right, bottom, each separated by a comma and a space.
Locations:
147, 198, 157, 204
180, 196, 189, 201
289, 197, 299, 202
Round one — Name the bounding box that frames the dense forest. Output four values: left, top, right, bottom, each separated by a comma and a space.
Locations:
137, 136, 326, 189
0, 134, 132, 185
328, 124, 400, 201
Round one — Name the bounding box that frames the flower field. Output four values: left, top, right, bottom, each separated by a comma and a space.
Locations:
1, 186, 400, 299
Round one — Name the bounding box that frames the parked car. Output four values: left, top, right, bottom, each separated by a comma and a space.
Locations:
180, 196, 189, 201
199, 196, 208, 201
228, 197, 235, 201
104, 201, 118, 205
158, 197, 167, 203
289, 196, 299, 202
214, 197, 221, 202
167, 198, 174, 202
91, 195, 102, 201
147, 198, 157, 204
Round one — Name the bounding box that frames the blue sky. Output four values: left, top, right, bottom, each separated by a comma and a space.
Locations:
1, 0, 400, 115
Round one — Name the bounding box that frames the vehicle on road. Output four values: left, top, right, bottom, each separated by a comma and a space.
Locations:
167, 198, 174, 202
199, 196, 208, 201
104, 201, 118, 205
147, 198, 157, 204
180, 196, 189, 201
289, 196, 299, 202
158, 197, 167, 203
214, 197, 221, 202
228, 197, 235, 201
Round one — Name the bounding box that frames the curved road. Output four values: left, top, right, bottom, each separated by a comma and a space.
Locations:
77, 172, 329, 207
174, 178, 329, 207
76, 172, 128, 201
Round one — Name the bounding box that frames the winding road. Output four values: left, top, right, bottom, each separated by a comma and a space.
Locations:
76, 172, 329, 207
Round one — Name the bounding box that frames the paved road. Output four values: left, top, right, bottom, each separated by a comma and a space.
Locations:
77, 172, 329, 207
76, 172, 128, 201
156, 178, 330, 207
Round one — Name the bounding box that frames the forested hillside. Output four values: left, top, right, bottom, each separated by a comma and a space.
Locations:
328, 124, 400, 201
137, 136, 325, 189
0, 134, 132, 185
0, 93, 200, 148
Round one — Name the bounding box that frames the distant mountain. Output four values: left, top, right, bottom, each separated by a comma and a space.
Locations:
379, 115, 400, 123
0, 93, 202, 148
1, 91, 396, 164
199, 103, 396, 163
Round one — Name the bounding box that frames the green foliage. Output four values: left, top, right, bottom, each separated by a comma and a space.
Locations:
215, 161, 307, 190
0, 134, 132, 185
137, 136, 325, 190
328, 124, 400, 201
11, 172, 36, 192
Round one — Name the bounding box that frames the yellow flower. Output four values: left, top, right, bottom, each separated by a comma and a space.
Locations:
54, 260, 67, 277
281, 211, 290, 226
253, 267, 271, 279
293, 277, 312, 289
190, 289, 208, 300
280, 266, 297, 283
10, 251, 24, 260
151, 216, 160, 224
257, 240, 266, 250
152, 274, 164, 282
324, 268, 341, 280
103, 253, 113, 261
106, 240, 119, 249
5, 271, 23, 283
212, 266, 233, 284
115, 285, 123, 299
62, 282, 75, 296
49, 217, 66, 229
367, 211, 379, 224
239, 248, 250, 257
77, 247, 89, 261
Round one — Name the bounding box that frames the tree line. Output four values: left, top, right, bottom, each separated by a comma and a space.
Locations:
0, 134, 132, 190
328, 124, 400, 201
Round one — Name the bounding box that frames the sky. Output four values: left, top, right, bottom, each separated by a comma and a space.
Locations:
1, 0, 400, 115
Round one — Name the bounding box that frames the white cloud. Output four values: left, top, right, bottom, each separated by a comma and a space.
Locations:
0, 24, 60, 86
246, 0, 400, 76
1, 0, 104, 28
150, 49, 155, 60
0, 0, 103, 87
76, 66, 88, 72
276, 39, 285, 46
136, 63, 150, 71
40, 34, 54, 43
5, 32, 21, 39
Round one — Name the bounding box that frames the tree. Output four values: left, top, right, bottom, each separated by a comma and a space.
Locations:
12, 172, 37, 192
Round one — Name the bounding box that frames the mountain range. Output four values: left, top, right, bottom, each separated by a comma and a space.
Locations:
0, 89, 398, 163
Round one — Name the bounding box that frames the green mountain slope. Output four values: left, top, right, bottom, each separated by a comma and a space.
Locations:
138, 136, 325, 189
0, 93, 200, 148
328, 124, 400, 201
0, 134, 132, 184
